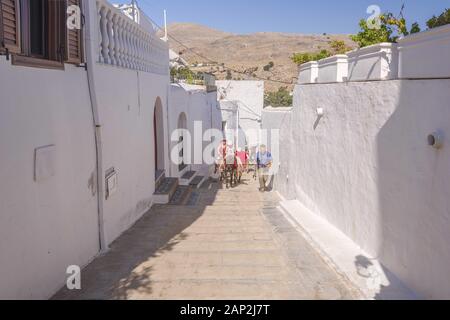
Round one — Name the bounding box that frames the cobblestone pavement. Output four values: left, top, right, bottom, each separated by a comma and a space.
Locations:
54, 176, 362, 300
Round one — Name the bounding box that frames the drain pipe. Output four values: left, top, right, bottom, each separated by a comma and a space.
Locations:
83, 1, 107, 252
166, 83, 172, 177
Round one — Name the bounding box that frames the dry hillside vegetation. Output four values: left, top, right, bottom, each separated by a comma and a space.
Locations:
162, 23, 356, 91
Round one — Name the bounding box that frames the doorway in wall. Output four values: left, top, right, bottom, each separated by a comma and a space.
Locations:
154, 97, 165, 182
177, 112, 188, 173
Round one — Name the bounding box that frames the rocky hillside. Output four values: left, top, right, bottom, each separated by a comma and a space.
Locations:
162, 23, 356, 92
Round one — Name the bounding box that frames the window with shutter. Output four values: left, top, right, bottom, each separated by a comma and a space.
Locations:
66, 0, 83, 64
10, 0, 66, 69
0, 0, 21, 54
2, 0, 84, 68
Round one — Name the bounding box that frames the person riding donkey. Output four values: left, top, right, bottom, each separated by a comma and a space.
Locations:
256, 144, 273, 192
214, 139, 228, 174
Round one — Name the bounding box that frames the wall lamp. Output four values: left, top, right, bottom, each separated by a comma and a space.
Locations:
428, 131, 444, 150
316, 108, 324, 117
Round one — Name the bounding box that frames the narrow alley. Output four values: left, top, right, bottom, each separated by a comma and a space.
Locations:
54, 176, 361, 300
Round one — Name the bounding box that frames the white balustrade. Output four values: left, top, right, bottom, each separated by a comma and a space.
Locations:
99, 6, 109, 64
317, 55, 348, 83
96, 0, 169, 75
298, 61, 319, 84
97, 2, 103, 63
347, 43, 398, 81
112, 13, 120, 66
106, 10, 115, 65
398, 24, 450, 79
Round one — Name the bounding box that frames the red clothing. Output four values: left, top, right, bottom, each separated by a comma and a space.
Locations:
235, 151, 248, 165
217, 144, 227, 159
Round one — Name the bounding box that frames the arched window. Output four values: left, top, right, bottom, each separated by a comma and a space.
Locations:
154, 97, 164, 177
177, 112, 187, 172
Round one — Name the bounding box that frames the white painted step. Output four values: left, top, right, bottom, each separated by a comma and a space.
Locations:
179, 171, 197, 186
189, 175, 207, 189
153, 178, 178, 204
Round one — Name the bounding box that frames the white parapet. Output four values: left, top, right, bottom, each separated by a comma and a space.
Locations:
398, 24, 450, 79
317, 55, 348, 83
298, 61, 319, 84
347, 43, 399, 81
96, 0, 169, 75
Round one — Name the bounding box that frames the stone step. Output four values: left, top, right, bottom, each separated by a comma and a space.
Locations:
131, 264, 289, 282
189, 175, 206, 189
185, 191, 200, 206
169, 186, 192, 205
150, 205, 264, 213
163, 240, 278, 252
173, 233, 274, 242
155, 170, 165, 189
153, 178, 179, 204
176, 226, 270, 235
149, 207, 263, 215
179, 170, 197, 186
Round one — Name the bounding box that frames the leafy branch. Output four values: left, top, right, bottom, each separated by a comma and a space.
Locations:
427, 8, 450, 29
291, 40, 351, 65
351, 12, 421, 48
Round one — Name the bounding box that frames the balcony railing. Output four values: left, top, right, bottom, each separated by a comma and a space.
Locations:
96, 0, 169, 75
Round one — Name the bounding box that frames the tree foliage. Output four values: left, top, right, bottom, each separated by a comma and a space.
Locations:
427, 8, 450, 29
291, 50, 329, 65
170, 67, 202, 84
350, 19, 392, 48
329, 40, 352, 54
351, 13, 420, 48
291, 40, 351, 65
264, 87, 293, 107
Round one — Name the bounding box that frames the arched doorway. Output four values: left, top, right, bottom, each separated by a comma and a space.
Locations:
154, 98, 165, 179
177, 112, 188, 172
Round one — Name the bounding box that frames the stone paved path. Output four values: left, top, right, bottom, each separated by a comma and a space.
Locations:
54, 176, 361, 300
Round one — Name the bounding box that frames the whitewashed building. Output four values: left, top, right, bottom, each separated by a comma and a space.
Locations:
0, 0, 220, 299
216, 81, 264, 149
264, 25, 450, 299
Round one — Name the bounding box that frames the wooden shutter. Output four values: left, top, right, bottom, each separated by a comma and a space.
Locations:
0, 0, 21, 54
66, 0, 83, 64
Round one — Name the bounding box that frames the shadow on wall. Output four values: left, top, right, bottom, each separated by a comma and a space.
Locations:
354, 255, 413, 300
264, 110, 294, 199
52, 179, 223, 300
376, 79, 450, 299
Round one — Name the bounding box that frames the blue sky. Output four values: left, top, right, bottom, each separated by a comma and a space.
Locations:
138, 0, 449, 34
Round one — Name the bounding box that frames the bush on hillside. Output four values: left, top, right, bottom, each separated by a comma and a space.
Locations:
329, 40, 352, 54
291, 40, 351, 65
291, 50, 330, 65
263, 61, 274, 71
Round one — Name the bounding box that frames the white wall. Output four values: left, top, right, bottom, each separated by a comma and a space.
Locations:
0, 59, 99, 299
93, 65, 169, 244
85, 0, 171, 248
261, 107, 292, 193
273, 79, 450, 299
218, 100, 238, 145
168, 84, 221, 177
0, 0, 171, 299
216, 81, 264, 148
